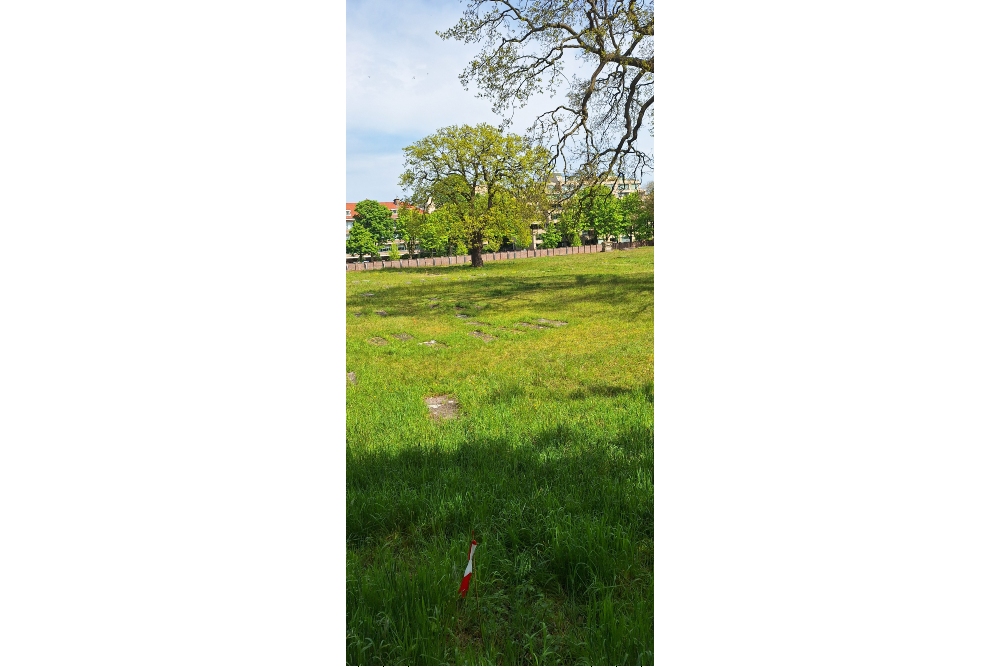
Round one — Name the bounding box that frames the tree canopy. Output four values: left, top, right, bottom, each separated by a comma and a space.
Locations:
351, 200, 396, 246
439, 0, 653, 197
399, 123, 550, 266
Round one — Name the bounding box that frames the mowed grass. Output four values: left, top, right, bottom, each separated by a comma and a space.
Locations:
347, 248, 653, 665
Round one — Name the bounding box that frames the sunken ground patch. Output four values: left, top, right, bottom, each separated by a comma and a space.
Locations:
347, 248, 653, 665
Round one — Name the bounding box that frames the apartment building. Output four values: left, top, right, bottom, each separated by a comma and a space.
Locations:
545, 173, 644, 198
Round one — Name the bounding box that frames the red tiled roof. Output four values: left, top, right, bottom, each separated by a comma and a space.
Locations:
345, 202, 422, 219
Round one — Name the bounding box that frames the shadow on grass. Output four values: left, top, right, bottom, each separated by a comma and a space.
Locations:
347, 425, 654, 666
347, 269, 653, 320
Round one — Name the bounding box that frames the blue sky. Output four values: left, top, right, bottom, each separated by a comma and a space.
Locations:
346, 0, 654, 202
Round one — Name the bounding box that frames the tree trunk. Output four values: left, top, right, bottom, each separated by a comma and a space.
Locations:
470, 245, 483, 268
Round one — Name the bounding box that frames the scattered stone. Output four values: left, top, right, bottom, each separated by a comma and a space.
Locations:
392, 333, 413, 340
347, 372, 356, 385
537, 318, 567, 327
470, 331, 496, 342
424, 394, 459, 420
515, 322, 546, 330
368, 337, 387, 346
376, 310, 388, 317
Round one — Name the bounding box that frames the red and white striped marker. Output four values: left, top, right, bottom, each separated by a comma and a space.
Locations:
458, 539, 477, 597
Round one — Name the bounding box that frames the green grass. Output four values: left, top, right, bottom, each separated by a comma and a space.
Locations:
347, 248, 653, 665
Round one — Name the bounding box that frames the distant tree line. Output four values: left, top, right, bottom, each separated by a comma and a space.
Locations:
347, 124, 654, 265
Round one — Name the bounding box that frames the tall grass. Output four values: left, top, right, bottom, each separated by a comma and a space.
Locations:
347, 249, 653, 665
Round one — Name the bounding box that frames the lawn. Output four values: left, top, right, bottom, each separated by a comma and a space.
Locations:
346, 247, 654, 665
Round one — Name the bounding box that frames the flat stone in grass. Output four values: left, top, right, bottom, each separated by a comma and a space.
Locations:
360, 292, 375, 297
392, 333, 413, 340
347, 372, 356, 385
537, 318, 567, 327
353, 312, 362, 317
464, 321, 487, 326
456, 314, 469, 319
424, 395, 459, 420
368, 337, 387, 346
376, 310, 388, 317
419, 340, 446, 347
515, 322, 546, 330
470, 330, 496, 342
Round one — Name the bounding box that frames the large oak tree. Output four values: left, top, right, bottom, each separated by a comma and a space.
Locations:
399, 123, 550, 267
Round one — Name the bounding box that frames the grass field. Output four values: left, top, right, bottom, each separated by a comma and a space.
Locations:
346, 247, 654, 665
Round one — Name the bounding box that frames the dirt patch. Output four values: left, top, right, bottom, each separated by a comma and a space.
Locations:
376, 310, 388, 317
367, 337, 387, 346
419, 340, 446, 347
515, 322, 546, 330
347, 372, 356, 385
537, 318, 567, 327
424, 394, 459, 420
470, 331, 496, 342
392, 333, 413, 340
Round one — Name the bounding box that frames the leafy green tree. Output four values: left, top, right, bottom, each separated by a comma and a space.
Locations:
550, 191, 588, 246
440, 0, 653, 196
633, 181, 654, 242
420, 208, 456, 257
346, 223, 378, 261
619, 192, 643, 244
539, 224, 561, 249
642, 181, 654, 221
400, 123, 550, 267
396, 204, 425, 258
351, 200, 396, 248
588, 188, 624, 250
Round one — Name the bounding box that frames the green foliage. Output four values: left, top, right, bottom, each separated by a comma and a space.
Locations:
399, 124, 551, 263
347, 249, 654, 665
552, 199, 584, 247
539, 224, 561, 249
352, 199, 396, 245
397, 204, 425, 258
567, 186, 624, 247
346, 223, 378, 261
619, 192, 643, 243
589, 190, 624, 246
387, 243, 401, 261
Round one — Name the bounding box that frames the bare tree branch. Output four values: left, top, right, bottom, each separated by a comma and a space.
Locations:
439, 0, 653, 198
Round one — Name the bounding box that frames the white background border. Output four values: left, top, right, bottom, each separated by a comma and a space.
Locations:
2, 0, 999, 664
